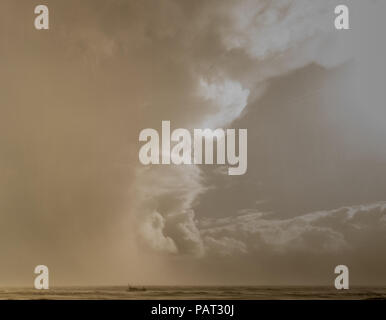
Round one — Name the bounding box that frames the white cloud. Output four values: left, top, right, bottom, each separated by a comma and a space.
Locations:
133, 0, 386, 264
200, 202, 386, 256
198, 79, 250, 128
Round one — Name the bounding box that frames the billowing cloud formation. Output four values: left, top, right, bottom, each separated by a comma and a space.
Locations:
134, 0, 354, 256
218, 0, 348, 67
135, 166, 206, 256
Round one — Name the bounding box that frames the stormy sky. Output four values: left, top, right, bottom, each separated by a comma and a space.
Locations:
1, 0, 386, 286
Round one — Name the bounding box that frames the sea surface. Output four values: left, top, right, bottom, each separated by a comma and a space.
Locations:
1, 286, 386, 300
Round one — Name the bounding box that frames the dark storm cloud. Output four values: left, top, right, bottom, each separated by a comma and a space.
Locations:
1, 0, 386, 286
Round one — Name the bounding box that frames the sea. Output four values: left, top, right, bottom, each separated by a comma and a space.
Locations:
1, 286, 386, 300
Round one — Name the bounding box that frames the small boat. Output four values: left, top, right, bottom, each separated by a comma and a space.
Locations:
127, 285, 147, 292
